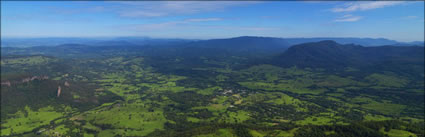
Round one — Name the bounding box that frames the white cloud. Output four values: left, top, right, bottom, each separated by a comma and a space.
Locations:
331, 1, 405, 12
112, 1, 260, 18
334, 14, 362, 22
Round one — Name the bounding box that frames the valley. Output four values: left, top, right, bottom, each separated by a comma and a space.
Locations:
1, 39, 424, 137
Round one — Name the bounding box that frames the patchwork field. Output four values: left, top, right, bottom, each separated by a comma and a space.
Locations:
1, 53, 423, 137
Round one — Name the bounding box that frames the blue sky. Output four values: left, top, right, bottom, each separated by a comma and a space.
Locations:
1, 1, 424, 42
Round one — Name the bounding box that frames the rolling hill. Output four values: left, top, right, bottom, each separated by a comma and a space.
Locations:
274, 40, 424, 69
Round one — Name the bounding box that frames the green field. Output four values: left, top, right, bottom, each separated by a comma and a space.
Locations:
1, 51, 423, 137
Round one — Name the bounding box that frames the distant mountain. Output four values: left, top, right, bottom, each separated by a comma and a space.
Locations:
113, 37, 194, 46
2, 36, 422, 48
395, 41, 425, 46
283, 37, 402, 47
1, 37, 194, 47
0, 37, 102, 47
90, 37, 193, 46
185, 36, 420, 47
274, 40, 424, 69
187, 36, 421, 49
408, 41, 425, 46
180, 36, 291, 56
90, 40, 138, 47
2, 37, 423, 61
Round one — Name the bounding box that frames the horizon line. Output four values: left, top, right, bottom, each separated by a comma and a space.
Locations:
2, 35, 424, 43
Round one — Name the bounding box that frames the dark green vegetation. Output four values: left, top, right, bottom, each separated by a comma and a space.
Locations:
1, 39, 424, 137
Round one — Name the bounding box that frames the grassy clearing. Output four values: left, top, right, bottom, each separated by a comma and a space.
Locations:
1, 106, 64, 136
250, 130, 266, 137
264, 92, 300, 105
197, 86, 222, 95
324, 131, 336, 135
99, 71, 194, 100
1, 56, 54, 65
243, 92, 311, 113
237, 65, 324, 95
187, 117, 201, 123
138, 82, 197, 93
221, 110, 251, 123
216, 74, 229, 82
44, 124, 69, 136
350, 96, 406, 115
97, 129, 123, 137
106, 83, 139, 97
195, 128, 236, 137
327, 92, 344, 97
365, 73, 408, 88
192, 103, 229, 117
362, 102, 406, 115
276, 128, 298, 137
295, 116, 334, 125
363, 114, 392, 121
316, 75, 361, 87
399, 117, 424, 123
82, 122, 101, 132
238, 82, 324, 95
379, 128, 417, 137
84, 133, 95, 137
76, 101, 166, 137
355, 99, 407, 115
350, 96, 375, 104
191, 96, 232, 121
249, 128, 298, 137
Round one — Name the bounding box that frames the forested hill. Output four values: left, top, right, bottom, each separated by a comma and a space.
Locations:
283, 37, 401, 46
274, 40, 425, 69
182, 36, 291, 54
1, 39, 424, 137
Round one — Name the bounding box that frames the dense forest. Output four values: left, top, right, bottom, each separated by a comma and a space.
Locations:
1, 39, 424, 137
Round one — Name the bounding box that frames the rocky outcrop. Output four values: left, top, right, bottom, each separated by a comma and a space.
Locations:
57, 86, 62, 97
1, 81, 11, 87
1, 75, 49, 87
21, 76, 49, 83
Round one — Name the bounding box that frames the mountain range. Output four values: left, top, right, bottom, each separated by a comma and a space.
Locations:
2, 37, 423, 77
1, 36, 424, 137
2, 36, 423, 48
274, 40, 424, 70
